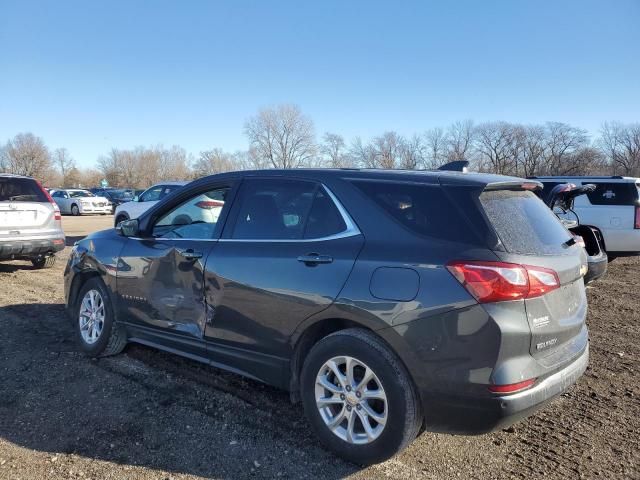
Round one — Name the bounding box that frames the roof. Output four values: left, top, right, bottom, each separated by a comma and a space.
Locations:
0, 173, 34, 180
197, 168, 534, 189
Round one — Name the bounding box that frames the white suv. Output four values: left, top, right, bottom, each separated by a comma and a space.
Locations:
532, 176, 640, 259
114, 182, 186, 226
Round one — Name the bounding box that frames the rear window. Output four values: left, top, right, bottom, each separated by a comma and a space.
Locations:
585, 182, 639, 206
0, 177, 48, 202
351, 180, 469, 241
480, 190, 572, 255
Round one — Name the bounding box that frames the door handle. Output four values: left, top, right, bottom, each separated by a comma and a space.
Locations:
297, 253, 333, 265
177, 248, 203, 260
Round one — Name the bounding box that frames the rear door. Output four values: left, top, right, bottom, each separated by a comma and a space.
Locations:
479, 189, 588, 367
203, 177, 364, 364
0, 177, 58, 239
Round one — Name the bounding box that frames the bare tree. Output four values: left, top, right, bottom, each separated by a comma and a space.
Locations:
53, 147, 77, 186
543, 122, 589, 175
424, 127, 447, 169
349, 137, 375, 168
0, 133, 51, 181
445, 120, 475, 162
475, 122, 518, 175
320, 132, 352, 168
400, 134, 425, 169
599, 122, 640, 176
368, 131, 405, 169
193, 148, 237, 177
244, 104, 316, 168
516, 125, 547, 177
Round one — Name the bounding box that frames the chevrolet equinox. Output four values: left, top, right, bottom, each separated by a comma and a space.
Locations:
64, 169, 589, 465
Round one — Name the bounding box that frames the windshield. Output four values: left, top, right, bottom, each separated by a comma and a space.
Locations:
69, 190, 95, 198
109, 189, 134, 199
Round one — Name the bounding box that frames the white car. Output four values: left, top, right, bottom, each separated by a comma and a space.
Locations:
114, 182, 187, 226
532, 176, 640, 259
51, 189, 112, 216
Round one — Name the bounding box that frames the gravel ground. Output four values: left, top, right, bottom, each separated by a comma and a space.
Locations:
0, 215, 638, 480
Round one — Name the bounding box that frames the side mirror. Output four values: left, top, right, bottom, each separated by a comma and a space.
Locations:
133, 195, 139, 202
117, 218, 139, 237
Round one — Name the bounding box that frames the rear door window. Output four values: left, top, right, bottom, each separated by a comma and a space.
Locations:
350, 180, 469, 241
480, 190, 572, 255
0, 177, 48, 202
231, 178, 348, 240
585, 182, 640, 206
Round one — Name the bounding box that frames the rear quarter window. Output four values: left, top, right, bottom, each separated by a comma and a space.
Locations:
0, 177, 48, 202
585, 182, 640, 206
480, 190, 572, 255
350, 180, 471, 242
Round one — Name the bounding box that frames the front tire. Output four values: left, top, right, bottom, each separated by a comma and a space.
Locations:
71, 204, 80, 216
300, 328, 422, 465
74, 277, 127, 357
114, 214, 128, 227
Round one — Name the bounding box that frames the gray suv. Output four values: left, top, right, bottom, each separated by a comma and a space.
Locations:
64, 169, 589, 464
0, 174, 65, 268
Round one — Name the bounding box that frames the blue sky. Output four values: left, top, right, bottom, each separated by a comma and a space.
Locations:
1, 0, 639, 168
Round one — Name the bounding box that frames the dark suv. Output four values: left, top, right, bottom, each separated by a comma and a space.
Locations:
64, 169, 589, 464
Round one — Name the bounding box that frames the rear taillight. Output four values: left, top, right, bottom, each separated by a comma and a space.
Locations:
195, 200, 224, 209
35, 180, 61, 220
446, 261, 560, 303
635, 206, 640, 229
488, 378, 536, 394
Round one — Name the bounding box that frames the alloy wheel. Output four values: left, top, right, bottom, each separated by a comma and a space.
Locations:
79, 289, 105, 344
315, 355, 388, 445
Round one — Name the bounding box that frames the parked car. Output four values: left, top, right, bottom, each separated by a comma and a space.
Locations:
65, 169, 589, 465
51, 189, 112, 215
538, 183, 608, 283
530, 176, 640, 260
95, 189, 135, 213
0, 174, 65, 268
113, 181, 186, 226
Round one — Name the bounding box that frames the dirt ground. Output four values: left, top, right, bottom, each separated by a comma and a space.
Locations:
0, 215, 638, 480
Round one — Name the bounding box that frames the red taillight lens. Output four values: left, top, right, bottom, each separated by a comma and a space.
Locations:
488, 378, 536, 394
34, 180, 62, 220
635, 206, 640, 230
447, 261, 560, 303
195, 200, 224, 209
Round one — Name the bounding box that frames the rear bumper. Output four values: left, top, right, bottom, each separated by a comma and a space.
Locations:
585, 252, 608, 284
0, 237, 65, 260
423, 344, 589, 434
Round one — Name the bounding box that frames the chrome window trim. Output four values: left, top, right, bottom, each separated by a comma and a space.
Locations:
145, 184, 361, 243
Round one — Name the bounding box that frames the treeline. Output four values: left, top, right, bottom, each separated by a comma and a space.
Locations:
1, 104, 638, 188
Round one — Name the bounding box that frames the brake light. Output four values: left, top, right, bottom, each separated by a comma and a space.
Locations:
635, 206, 640, 230
195, 200, 224, 209
446, 261, 560, 303
34, 180, 62, 220
488, 378, 536, 394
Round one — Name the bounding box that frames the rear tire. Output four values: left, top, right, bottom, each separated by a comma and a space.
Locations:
31, 255, 56, 269
71, 204, 80, 216
74, 277, 127, 357
300, 328, 422, 465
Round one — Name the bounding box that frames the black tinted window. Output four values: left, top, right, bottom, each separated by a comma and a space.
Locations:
351, 180, 468, 241
0, 177, 47, 202
480, 190, 572, 255
304, 189, 347, 239
585, 182, 639, 205
232, 179, 323, 240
